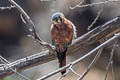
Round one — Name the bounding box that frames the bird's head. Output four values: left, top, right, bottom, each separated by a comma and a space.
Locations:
51, 12, 64, 24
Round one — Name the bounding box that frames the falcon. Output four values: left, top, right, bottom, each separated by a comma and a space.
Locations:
50, 12, 77, 75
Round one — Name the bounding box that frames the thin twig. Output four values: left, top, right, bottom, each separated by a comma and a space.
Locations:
0, 5, 15, 10
0, 56, 9, 64
8, 0, 40, 41
70, 0, 86, 9
69, 65, 81, 77
37, 33, 120, 80
0, 56, 31, 80
70, 0, 119, 9
8, 0, 54, 51
104, 40, 117, 80
88, 5, 104, 30
111, 61, 114, 80
0, 16, 119, 78
57, 75, 63, 80
0, 0, 119, 79
0, 15, 119, 78
77, 48, 103, 80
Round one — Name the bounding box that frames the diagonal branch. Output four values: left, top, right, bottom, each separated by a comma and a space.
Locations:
104, 40, 117, 80
0, 5, 15, 10
68, 16, 120, 54
88, 5, 104, 30
77, 48, 103, 80
8, 0, 54, 51
0, 50, 56, 78
0, 16, 120, 78
37, 32, 120, 80
70, 0, 119, 9
0, 56, 31, 80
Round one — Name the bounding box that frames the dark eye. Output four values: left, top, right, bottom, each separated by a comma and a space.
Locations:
52, 18, 56, 21
55, 18, 58, 22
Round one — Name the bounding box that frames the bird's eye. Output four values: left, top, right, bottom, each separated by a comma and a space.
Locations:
55, 18, 58, 22
52, 17, 57, 21
52, 18, 56, 21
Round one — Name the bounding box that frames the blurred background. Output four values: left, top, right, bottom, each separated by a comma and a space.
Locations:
0, 0, 120, 80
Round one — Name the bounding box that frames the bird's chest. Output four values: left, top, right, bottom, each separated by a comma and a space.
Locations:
54, 26, 70, 38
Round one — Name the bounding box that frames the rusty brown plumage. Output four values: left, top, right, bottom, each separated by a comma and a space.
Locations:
51, 12, 77, 75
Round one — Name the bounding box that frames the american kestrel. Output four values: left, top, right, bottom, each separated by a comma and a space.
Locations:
50, 12, 77, 75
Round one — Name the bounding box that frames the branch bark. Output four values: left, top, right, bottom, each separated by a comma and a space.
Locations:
0, 16, 120, 78
8, 0, 54, 51
37, 31, 120, 80
68, 16, 120, 54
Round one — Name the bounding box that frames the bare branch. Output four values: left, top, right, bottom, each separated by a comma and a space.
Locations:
0, 5, 15, 10
0, 16, 120, 78
70, 67, 81, 77
70, 0, 86, 9
88, 6, 103, 30
8, 0, 39, 41
70, 0, 119, 9
0, 50, 56, 78
111, 61, 114, 80
104, 40, 117, 80
0, 0, 119, 79
0, 56, 31, 80
37, 32, 120, 80
77, 48, 103, 80
68, 16, 120, 55
8, 0, 54, 51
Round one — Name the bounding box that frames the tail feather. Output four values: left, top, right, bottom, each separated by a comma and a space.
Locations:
56, 48, 67, 75
59, 54, 66, 75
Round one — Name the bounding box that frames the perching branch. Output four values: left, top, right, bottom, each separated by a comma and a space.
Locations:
58, 48, 103, 80
0, 16, 120, 78
57, 47, 103, 80
37, 32, 120, 80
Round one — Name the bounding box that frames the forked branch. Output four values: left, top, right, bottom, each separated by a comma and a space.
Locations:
0, 15, 120, 78
0, 0, 120, 79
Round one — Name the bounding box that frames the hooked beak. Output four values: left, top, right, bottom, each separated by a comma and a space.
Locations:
53, 18, 61, 24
